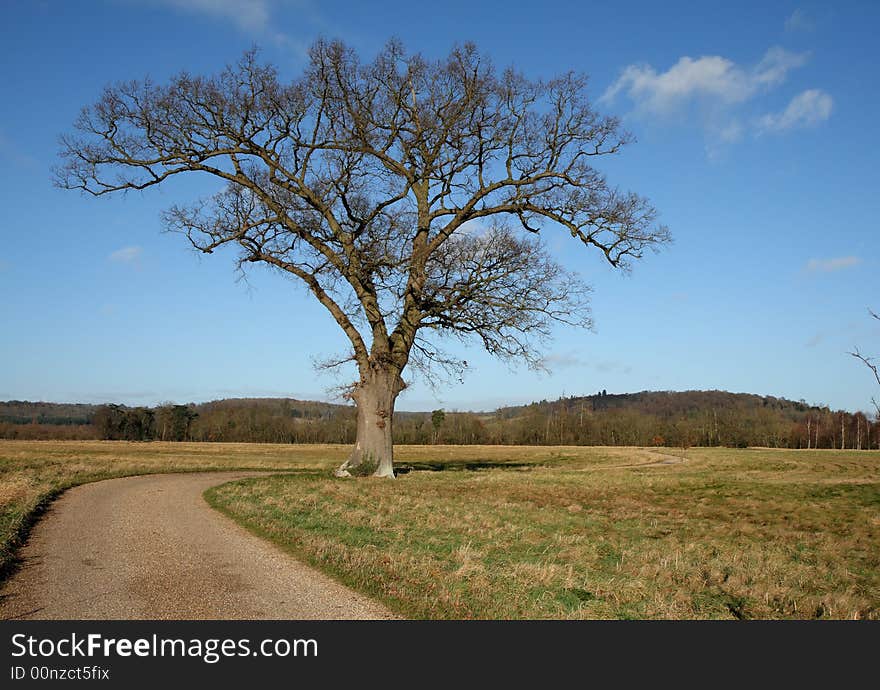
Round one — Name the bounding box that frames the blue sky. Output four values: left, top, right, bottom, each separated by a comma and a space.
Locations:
1, 0, 878, 413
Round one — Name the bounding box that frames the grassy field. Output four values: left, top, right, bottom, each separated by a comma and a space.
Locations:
206, 445, 880, 620
1, 441, 878, 619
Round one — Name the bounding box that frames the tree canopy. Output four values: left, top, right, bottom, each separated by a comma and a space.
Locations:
58, 40, 670, 476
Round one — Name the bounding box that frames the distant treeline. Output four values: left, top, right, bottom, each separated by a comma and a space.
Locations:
1, 391, 878, 449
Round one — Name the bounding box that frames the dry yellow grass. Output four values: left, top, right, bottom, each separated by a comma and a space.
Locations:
2, 441, 878, 619
207, 446, 880, 619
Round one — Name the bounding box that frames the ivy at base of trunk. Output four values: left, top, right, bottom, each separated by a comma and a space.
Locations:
334, 369, 405, 479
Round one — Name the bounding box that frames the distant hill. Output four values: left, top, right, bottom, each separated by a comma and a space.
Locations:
0, 398, 346, 425
496, 389, 820, 419
0, 401, 99, 425
0, 390, 874, 449
482, 389, 847, 448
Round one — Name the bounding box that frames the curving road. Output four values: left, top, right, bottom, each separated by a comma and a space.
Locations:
0, 472, 396, 620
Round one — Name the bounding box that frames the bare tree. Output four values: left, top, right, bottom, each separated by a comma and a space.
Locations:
806, 416, 811, 449
57, 41, 670, 478
850, 309, 880, 418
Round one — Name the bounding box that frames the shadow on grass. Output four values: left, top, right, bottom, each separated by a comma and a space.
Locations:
395, 461, 539, 474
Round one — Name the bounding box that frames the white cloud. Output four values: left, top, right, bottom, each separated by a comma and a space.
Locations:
109, 246, 143, 263
542, 352, 585, 369
716, 121, 743, 143
154, 0, 271, 32
457, 219, 490, 237
149, 0, 316, 51
601, 56, 748, 113
757, 89, 833, 133
705, 120, 745, 160
601, 47, 809, 115
785, 8, 814, 33
805, 256, 861, 273
753, 47, 811, 88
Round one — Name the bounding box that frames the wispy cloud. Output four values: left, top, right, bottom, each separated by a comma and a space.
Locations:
716, 121, 744, 143
540, 352, 632, 375
705, 120, 745, 159
154, 0, 271, 32
601, 47, 808, 115
457, 219, 490, 237
753, 47, 811, 89
109, 246, 143, 263
785, 8, 815, 33
149, 0, 318, 51
805, 332, 824, 347
601, 47, 828, 153
542, 352, 586, 369
805, 256, 861, 273
756, 89, 833, 133
593, 360, 633, 375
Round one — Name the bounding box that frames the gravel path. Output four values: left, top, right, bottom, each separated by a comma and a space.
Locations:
0, 472, 396, 620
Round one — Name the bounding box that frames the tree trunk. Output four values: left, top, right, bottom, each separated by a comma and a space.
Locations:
335, 368, 404, 479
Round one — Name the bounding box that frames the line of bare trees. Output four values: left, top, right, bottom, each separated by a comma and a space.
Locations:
3, 395, 876, 449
